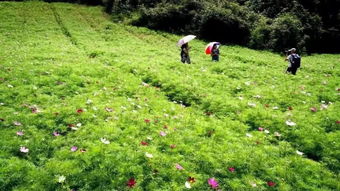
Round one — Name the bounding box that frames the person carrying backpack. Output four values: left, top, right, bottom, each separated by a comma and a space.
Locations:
285, 48, 301, 75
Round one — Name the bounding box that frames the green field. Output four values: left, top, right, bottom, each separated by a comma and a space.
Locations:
0, 2, 339, 190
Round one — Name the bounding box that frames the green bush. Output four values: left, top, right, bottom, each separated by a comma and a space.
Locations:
250, 13, 304, 52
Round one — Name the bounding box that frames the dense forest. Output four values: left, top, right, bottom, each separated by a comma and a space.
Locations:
19, 0, 340, 53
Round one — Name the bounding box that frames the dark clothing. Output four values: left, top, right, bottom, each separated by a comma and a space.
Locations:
212, 48, 219, 61
286, 65, 298, 75
286, 53, 301, 75
181, 46, 190, 64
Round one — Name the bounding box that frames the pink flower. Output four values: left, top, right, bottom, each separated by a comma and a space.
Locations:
30, 106, 40, 113
175, 163, 184, 170
16, 131, 24, 136
144, 119, 150, 123
53, 132, 60, 136
208, 178, 219, 189
140, 141, 148, 146
127, 178, 136, 188
160, 131, 167, 136
105, 107, 113, 112
71, 146, 78, 152
310, 107, 317, 112
336, 121, 340, 124
76, 109, 83, 113
20, 146, 29, 153
258, 127, 264, 131
228, 167, 235, 172
267, 181, 276, 187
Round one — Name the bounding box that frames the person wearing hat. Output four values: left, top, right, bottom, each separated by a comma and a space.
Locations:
285, 48, 301, 75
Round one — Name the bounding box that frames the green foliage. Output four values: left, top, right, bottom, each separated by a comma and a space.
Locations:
0, 2, 339, 190
136, 0, 254, 45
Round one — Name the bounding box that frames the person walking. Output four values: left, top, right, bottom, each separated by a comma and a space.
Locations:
211, 44, 220, 62
181, 43, 191, 64
285, 48, 301, 75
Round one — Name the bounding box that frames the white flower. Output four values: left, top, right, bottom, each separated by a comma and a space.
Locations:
264, 130, 270, 134
253, 95, 261, 99
250, 182, 257, 187
141, 82, 149, 87
246, 133, 253, 138
13, 121, 22, 126
7, 84, 13, 88
248, 102, 256, 107
238, 96, 244, 100
320, 104, 328, 110
274, 132, 281, 137
245, 81, 251, 86
286, 120, 296, 126
76, 123, 82, 127
20, 146, 29, 153
145, 152, 153, 158
100, 138, 110, 144
147, 136, 153, 140
92, 106, 98, 111
296, 150, 304, 156
0, 103, 4, 106
86, 99, 93, 104
185, 181, 192, 189
58, 175, 66, 183
272, 106, 279, 110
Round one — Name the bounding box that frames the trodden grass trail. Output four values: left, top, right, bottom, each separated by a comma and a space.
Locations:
0, 2, 339, 191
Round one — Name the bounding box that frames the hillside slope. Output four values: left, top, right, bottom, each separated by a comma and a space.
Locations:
0, 2, 339, 190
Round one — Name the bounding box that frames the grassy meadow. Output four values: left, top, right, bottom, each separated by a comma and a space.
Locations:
0, 2, 339, 190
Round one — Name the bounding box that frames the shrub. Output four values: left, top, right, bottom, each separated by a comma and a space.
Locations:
250, 13, 304, 52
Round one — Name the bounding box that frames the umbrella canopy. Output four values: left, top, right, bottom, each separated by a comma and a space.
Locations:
177, 35, 196, 47
205, 42, 220, 55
